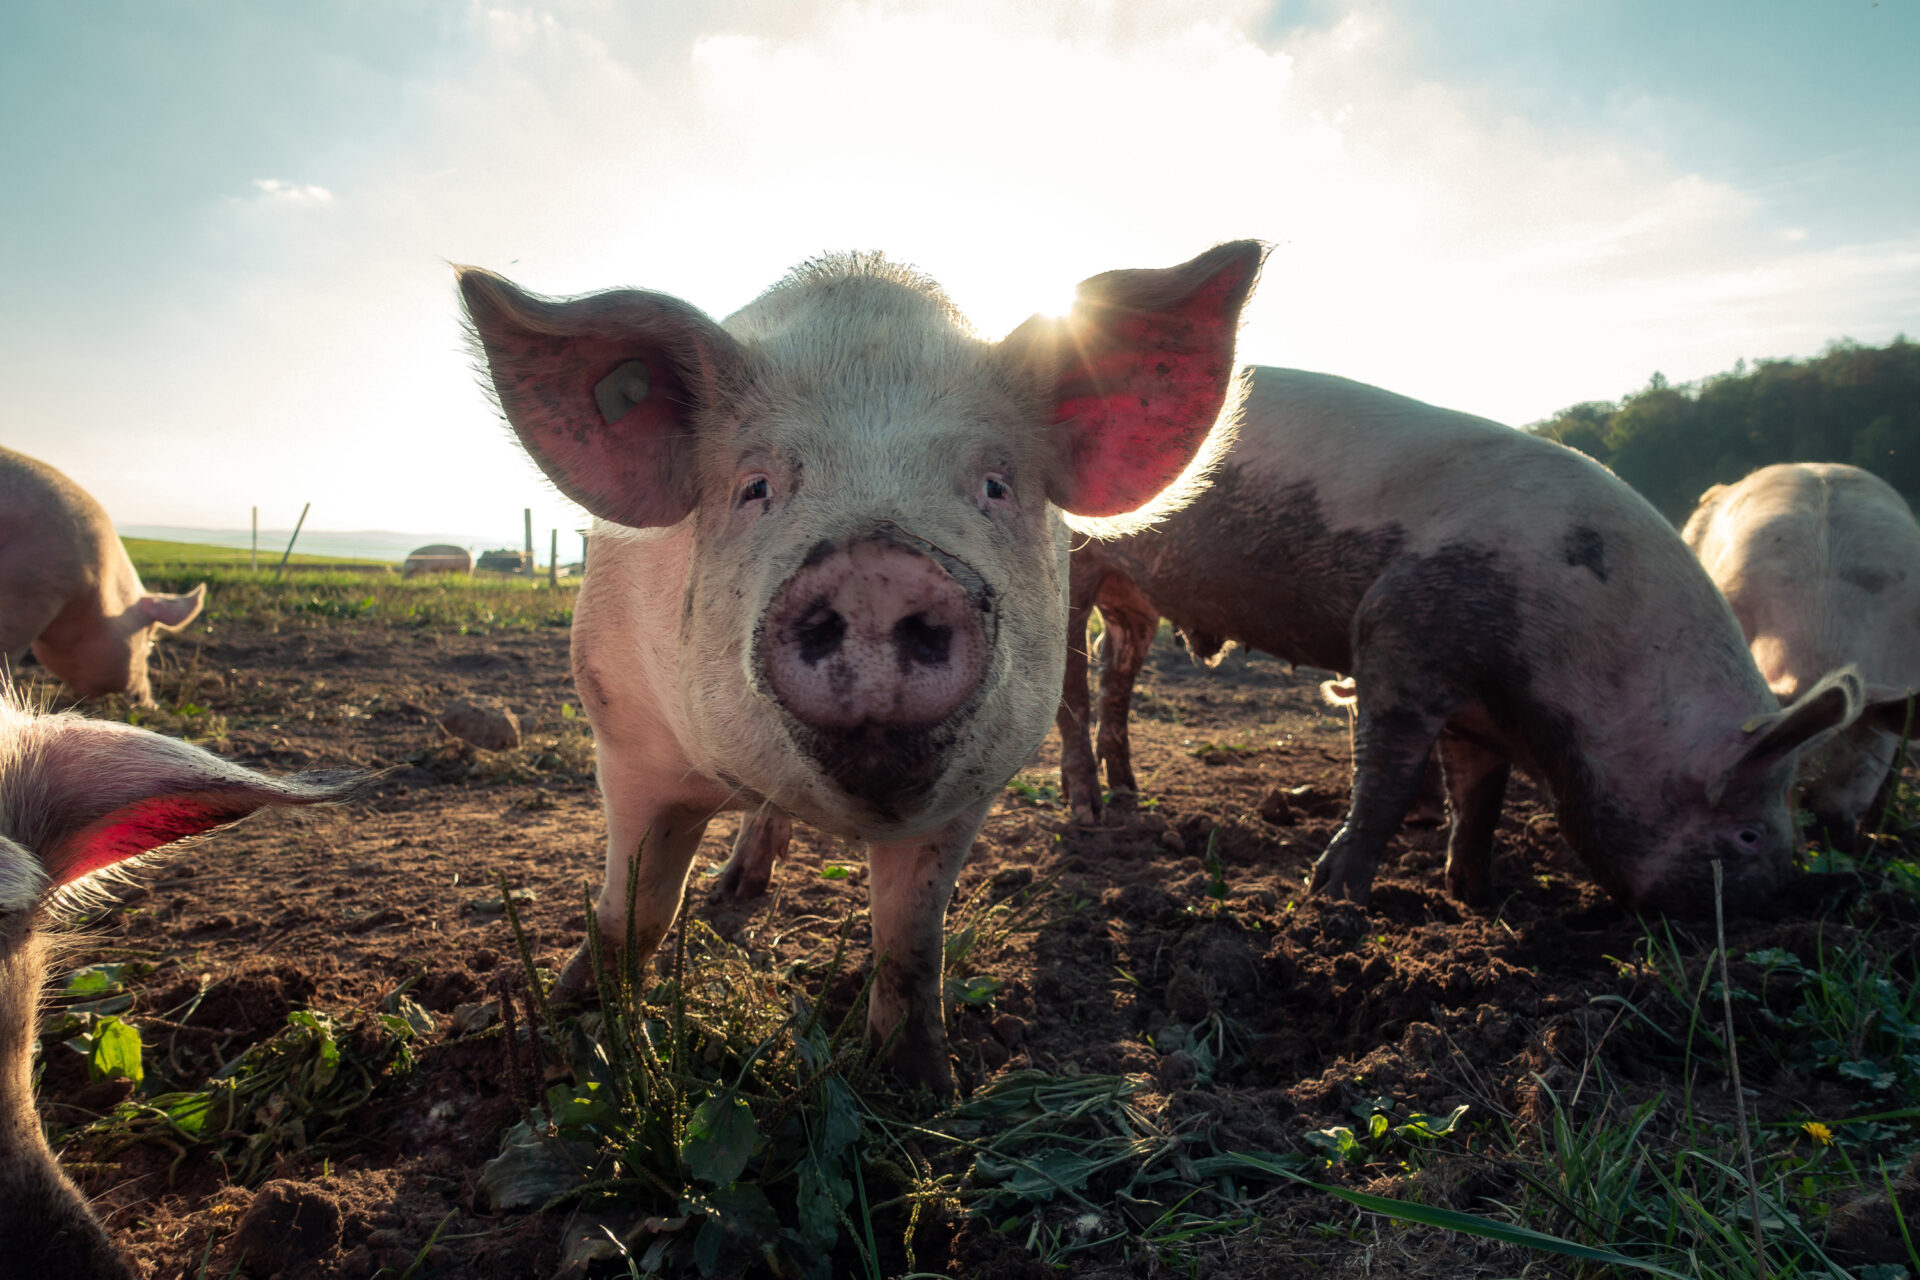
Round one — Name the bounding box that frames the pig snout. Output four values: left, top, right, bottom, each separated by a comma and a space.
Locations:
760, 531, 995, 817
765, 533, 989, 731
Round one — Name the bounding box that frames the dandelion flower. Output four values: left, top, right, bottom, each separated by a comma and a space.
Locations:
1801, 1121, 1834, 1146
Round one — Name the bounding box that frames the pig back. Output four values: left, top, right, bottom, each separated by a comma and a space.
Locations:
1687, 463, 1920, 697
1081, 367, 1708, 685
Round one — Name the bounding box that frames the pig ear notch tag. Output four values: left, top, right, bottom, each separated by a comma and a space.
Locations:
595, 361, 652, 425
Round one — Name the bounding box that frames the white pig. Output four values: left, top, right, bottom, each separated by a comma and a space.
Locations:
1683, 462, 1920, 840
0, 692, 364, 1279
460, 244, 1263, 1094
1051, 368, 1864, 914
0, 448, 205, 707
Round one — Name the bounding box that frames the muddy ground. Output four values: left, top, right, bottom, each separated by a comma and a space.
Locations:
26, 617, 1920, 1278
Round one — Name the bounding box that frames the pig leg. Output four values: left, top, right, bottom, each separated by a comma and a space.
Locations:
1308, 703, 1444, 904
1095, 581, 1159, 803
1437, 731, 1510, 907
554, 793, 713, 1000
865, 797, 990, 1099
715, 808, 792, 900
1056, 593, 1102, 823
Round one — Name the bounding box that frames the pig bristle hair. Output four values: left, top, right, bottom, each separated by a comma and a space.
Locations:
760, 252, 976, 338
1062, 363, 1252, 540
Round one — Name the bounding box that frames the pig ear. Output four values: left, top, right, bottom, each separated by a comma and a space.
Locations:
1707, 667, 1864, 807
23, 716, 367, 889
139, 583, 205, 631
1862, 684, 1919, 736
457, 267, 748, 529
1002, 241, 1266, 523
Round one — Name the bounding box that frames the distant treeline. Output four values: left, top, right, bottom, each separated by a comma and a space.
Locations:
1526, 336, 1920, 521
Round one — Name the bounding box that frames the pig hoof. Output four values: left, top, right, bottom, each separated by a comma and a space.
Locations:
1307, 861, 1374, 908
549, 942, 602, 1004
713, 856, 771, 901
884, 1050, 955, 1105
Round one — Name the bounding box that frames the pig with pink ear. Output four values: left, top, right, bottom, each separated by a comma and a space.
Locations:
0, 693, 365, 1279
0, 447, 206, 708
459, 244, 1263, 1095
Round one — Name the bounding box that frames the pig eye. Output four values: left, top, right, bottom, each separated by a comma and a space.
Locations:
738, 475, 772, 507
981, 474, 1012, 504
1735, 827, 1763, 849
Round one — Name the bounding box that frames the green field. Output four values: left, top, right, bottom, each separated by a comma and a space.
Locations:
127, 539, 577, 632
122, 536, 391, 569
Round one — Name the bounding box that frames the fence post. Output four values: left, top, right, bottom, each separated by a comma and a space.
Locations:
273, 503, 311, 581
524, 508, 534, 579
549, 529, 558, 587
251, 506, 258, 570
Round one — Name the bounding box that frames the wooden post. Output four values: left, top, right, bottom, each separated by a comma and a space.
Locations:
250, 506, 258, 570
273, 503, 311, 581
523, 508, 534, 579
581, 531, 589, 572
549, 529, 558, 587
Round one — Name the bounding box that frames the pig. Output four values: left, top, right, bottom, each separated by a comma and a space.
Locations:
1050, 367, 1863, 914
458, 243, 1264, 1095
1682, 462, 1920, 841
0, 692, 364, 1278
0, 448, 206, 707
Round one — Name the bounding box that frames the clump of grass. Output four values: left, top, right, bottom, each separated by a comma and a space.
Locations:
478, 861, 1312, 1277
49, 976, 426, 1184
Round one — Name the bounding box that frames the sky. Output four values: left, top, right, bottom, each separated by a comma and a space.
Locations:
2, 0, 1915, 544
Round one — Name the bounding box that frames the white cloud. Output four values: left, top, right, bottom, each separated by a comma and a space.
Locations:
12, 0, 1917, 534
251, 178, 334, 205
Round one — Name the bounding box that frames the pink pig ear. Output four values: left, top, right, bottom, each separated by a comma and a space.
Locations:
1707, 667, 1864, 807
22, 715, 367, 888
139, 583, 206, 631
1003, 241, 1266, 521
458, 267, 750, 529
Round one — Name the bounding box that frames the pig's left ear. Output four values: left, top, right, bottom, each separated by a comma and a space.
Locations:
23, 716, 366, 889
1001, 241, 1266, 522
1708, 667, 1864, 807
140, 583, 206, 632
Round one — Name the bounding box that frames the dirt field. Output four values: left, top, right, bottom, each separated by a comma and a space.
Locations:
26, 614, 1920, 1279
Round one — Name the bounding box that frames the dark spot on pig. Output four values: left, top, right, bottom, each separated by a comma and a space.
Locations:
801, 539, 838, 570
1078, 474, 1404, 675
1842, 566, 1899, 595
1561, 526, 1608, 582
791, 721, 960, 822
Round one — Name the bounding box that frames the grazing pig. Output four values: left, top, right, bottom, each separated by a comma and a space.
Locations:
0, 693, 363, 1279
1683, 463, 1920, 840
0, 448, 206, 707
459, 243, 1263, 1095
1056, 367, 1864, 914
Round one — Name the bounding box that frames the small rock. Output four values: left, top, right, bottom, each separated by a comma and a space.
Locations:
231, 1180, 344, 1275
990, 1014, 1027, 1047
438, 698, 522, 751
1155, 1049, 1199, 1090
469, 887, 538, 914
1159, 827, 1185, 854
1258, 788, 1296, 826
451, 1001, 500, 1035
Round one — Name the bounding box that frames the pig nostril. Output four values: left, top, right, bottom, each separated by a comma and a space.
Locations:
794, 602, 846, 665
893, 614, 952, 668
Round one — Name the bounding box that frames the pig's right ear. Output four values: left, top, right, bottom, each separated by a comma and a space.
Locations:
23, 716, 368, 890
457, 268, 748, 529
